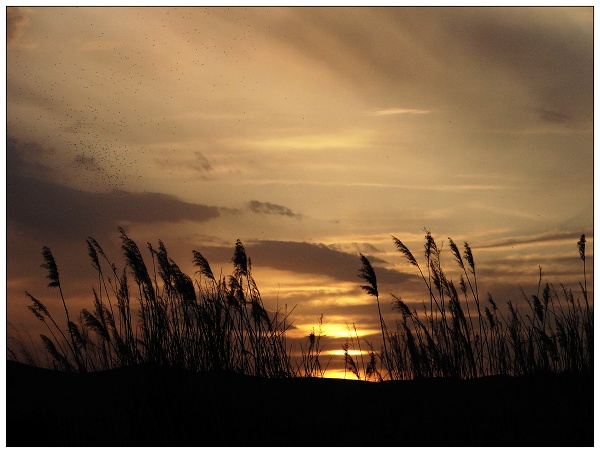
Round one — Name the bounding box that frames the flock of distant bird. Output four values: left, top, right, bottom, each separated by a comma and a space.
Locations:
8, 8, 277, 196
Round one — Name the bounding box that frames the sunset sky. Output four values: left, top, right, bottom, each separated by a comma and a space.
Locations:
6, 6, 593, 378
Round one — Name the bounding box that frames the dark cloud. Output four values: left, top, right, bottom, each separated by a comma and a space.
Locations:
477, 230, 591, 250
7, 7, 28, 44
192, 151, 212, 172
154, 151, 212, 175
7, 137, 221, 242
244, 240, 414, 285
262, 7, 592, 127
248, 200, 301, 219
193, 241, 416, 285
535, 109, 571, 124
447, 7, 592, 125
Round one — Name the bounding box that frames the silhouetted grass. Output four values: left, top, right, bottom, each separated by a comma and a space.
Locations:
13, 228, 593, 383
20, 228, 312, 377
358, 231, 593, 380
297, 314, 331, 377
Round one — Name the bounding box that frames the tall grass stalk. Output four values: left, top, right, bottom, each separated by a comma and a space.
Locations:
359, 232, 593, 379
358, 253, 391, 377
22, 229, 297, 377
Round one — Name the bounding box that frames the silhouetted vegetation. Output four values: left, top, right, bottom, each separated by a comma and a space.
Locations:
357, 231, 593, 380
10, 229, 593, 382
13, 228, 308, 377
7, 228, 593, 447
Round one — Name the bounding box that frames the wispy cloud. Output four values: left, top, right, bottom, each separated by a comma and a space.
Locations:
477, 230, 592, 250
468, 202, 544, 221
369, 107, 432, 116
248, 200, 301, 219
196, 240, 415, 285
232, 179, 509, 192
6, 7, 29, 44
233, 130, 372, 151
434, 184, 508, 191
154, 151, 212, 174
535, 108, 571, 124
7, 137, 221, 240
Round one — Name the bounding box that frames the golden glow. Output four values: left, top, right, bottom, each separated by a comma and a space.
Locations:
292, 322, 380, 340
235, 129, 373, 152
323, 369, 359, 380
326, 349, 367, 356
323, 323, 380, 339
370, 107, 432, 116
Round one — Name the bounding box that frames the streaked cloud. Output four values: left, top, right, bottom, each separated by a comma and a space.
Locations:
6, 7, 29, 44
369, 107, 432, 116
477, 230, 592, 250
196, 240, 416, 285
248, 200, 301, 219
434, 184, 509, 192
233, 129, 373, 152
467, 202, 545, 221
534, 108, 571, 124
7, 136, 221, 241
155, 151, 213, 174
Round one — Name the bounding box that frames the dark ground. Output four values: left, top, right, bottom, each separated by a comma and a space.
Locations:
6, 360, 593, 447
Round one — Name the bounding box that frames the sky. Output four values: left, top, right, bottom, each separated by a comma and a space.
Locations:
5, 5, 594, 378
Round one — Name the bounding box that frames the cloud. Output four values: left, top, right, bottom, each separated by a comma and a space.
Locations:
369, 108, 431, 116
535, 109, 571, 124
477, 230, 592, 250
246, 241, 414, 285
248, 200, 301, 219
7, 137, 221, 241
189, 240, 414, 285
235, 130, 372, 152
264, 7, 592, 128
440, 7, 592, 127
327, 242, 383, 255
7, 7, 29, 44
192, 152, 212, 172
154, 151, 213, 174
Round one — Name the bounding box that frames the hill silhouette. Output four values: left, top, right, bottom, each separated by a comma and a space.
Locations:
7, 360, 592, 447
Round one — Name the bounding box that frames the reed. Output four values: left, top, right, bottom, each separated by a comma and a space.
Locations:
21, 229, 297, 377
15, 228, 593, 381
298, 315, 330, 378
358, 231, 593, 379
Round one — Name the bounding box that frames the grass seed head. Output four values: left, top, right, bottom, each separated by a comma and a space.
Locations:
392, 236, 418, 267
485, 307, 496, 329
41, 246, 60, 288
577, 234, 586, 261
532, 295, 544, 323
463, 242, 475, 272
358, 253, 379, 298
193, 250, 215, 282
86, 240, 100, 272
232, 239, 248, 278
424, 229, 437, 262
448, 238, 465, 270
